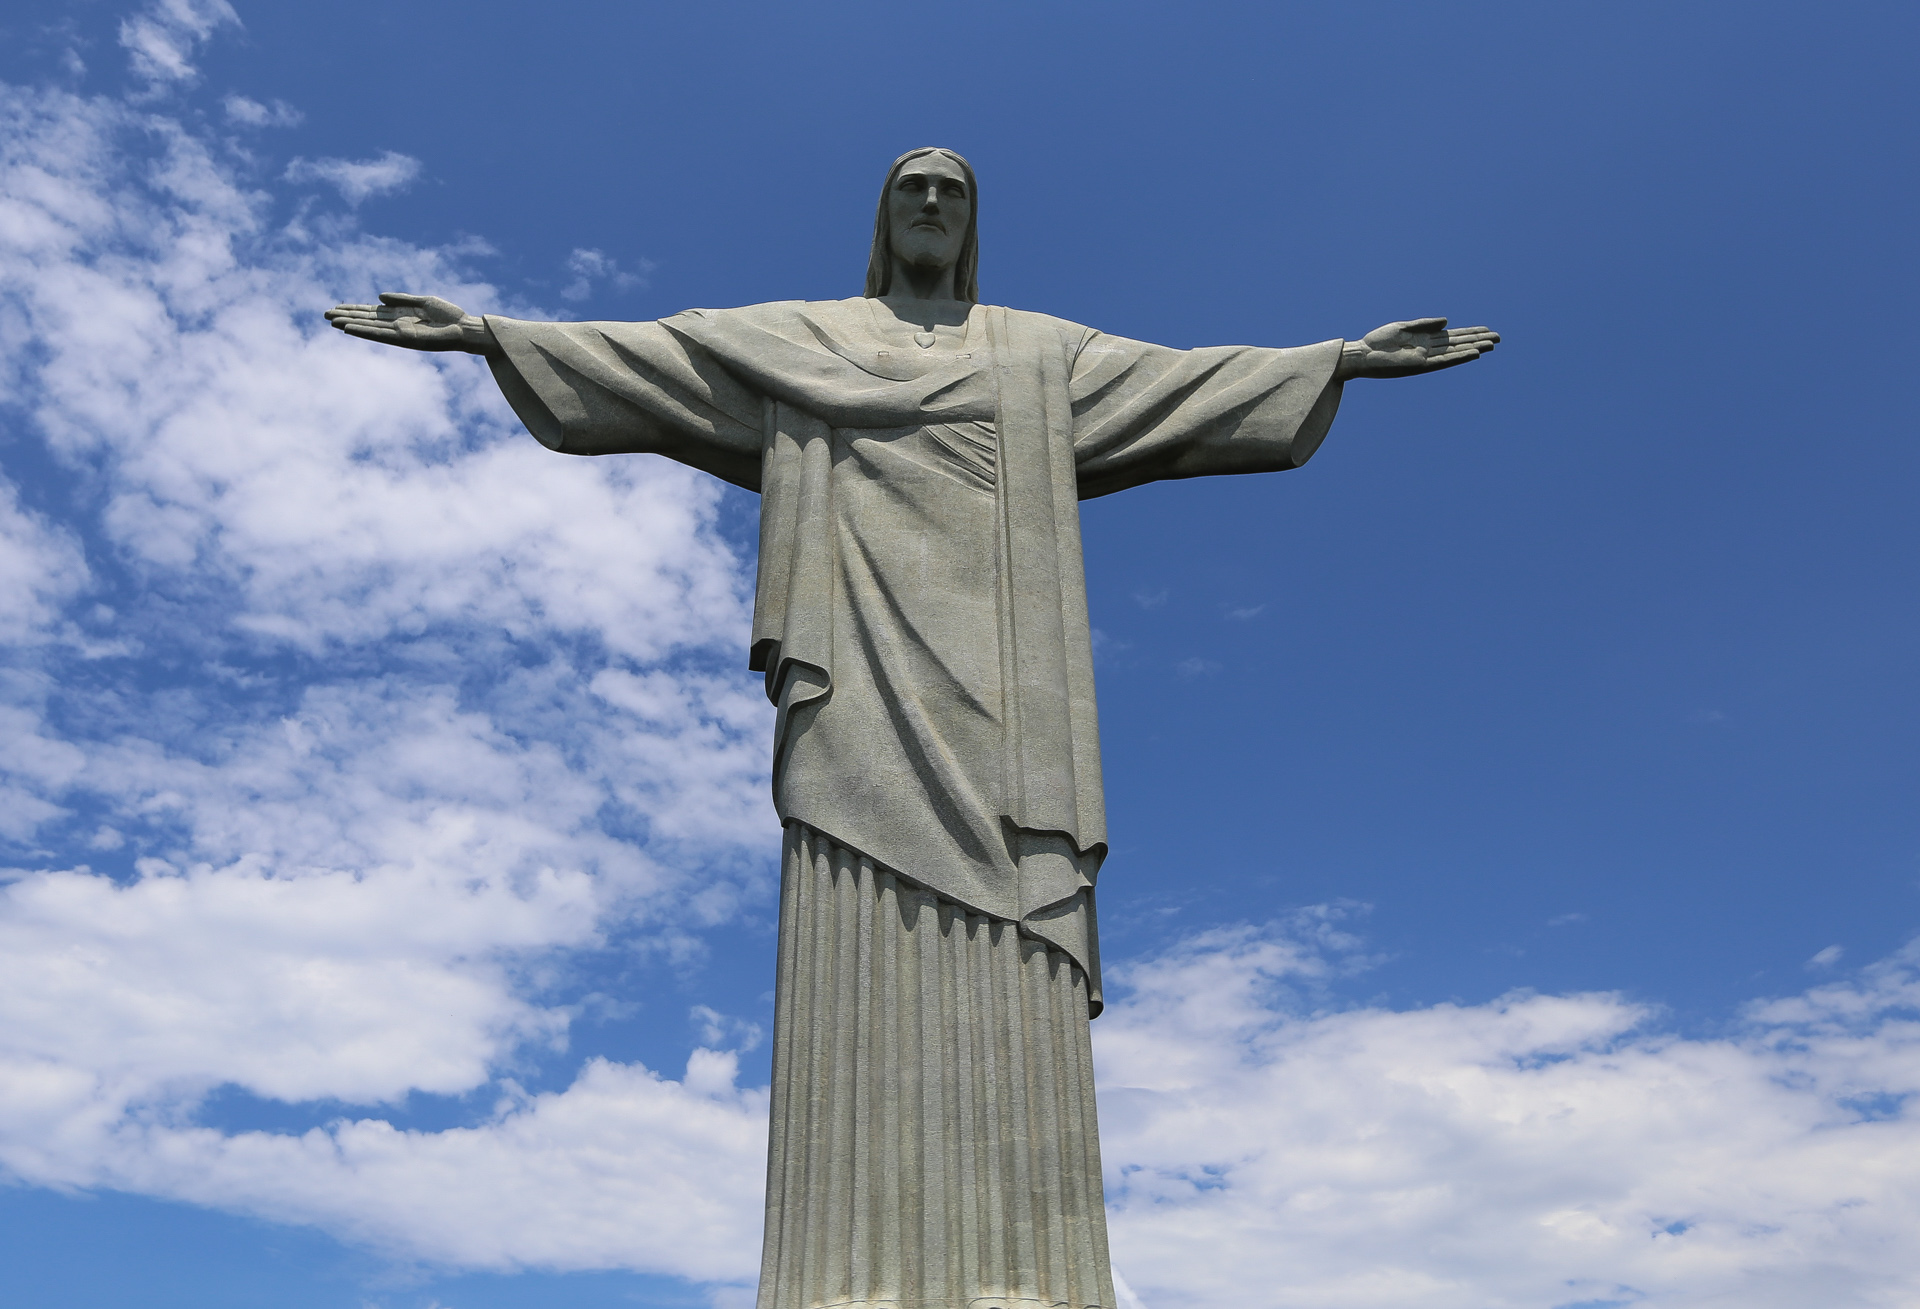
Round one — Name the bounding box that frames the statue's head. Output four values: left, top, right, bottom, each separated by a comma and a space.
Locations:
865, 147, 978, 302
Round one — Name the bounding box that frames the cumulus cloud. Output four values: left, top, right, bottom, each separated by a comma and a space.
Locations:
0, 58, 772, 1290
3, 1050, 769, 1283
1096, 922, 1920, 1309
283, 150, 423, 204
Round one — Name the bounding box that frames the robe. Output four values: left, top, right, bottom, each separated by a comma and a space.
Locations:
484, 296, 1345, 1015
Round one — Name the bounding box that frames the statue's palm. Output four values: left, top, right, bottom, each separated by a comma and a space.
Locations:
324, 293, 474, 351
1348, 317, 1499, 378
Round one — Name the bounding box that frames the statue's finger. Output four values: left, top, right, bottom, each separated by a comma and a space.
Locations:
1401, 316, 1448, 333
328, 303, 378, 314
378, 292, 427, 306
340, 321, 402, 341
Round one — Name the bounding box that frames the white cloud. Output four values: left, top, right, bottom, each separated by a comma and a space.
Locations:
1809, 944, 1844, 968
222, 94, 302, 129
284, 150, 422, 204
0, 699, 87, 841
1095, 922, 1920, 1309
2, 85, 755, 663
0, 61, 775, 1290
2, 1048, 769, 1284
690, 1004, 764, 1054
118, 0, 239, 88
560, 246, 652, 302
0, 475, 88, 645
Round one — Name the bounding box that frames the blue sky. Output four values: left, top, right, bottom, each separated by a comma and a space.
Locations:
0, 3, 1915, 1307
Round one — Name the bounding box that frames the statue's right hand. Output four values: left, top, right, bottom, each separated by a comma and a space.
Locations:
324, 292, 490, 353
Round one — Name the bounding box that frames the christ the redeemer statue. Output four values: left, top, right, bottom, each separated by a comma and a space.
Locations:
327, 147, 1497, 1309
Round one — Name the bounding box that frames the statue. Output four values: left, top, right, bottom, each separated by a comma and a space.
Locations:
326, 147, 1497, 1309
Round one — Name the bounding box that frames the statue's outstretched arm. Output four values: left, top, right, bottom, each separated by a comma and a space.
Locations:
1335, 318, 1499, 381
324, 292, 498, 355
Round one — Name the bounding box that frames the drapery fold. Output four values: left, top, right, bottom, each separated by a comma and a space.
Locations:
483, 297, 1346, 1007
761, 823, 1115, 1309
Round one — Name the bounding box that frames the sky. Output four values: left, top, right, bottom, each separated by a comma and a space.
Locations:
0, 2, 1916, 1307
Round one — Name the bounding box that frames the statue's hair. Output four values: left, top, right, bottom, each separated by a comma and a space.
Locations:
864, 147, 979, 302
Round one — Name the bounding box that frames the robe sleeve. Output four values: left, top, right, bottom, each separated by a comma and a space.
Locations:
1068, 330, 1346, 500
483, 316, 767, 492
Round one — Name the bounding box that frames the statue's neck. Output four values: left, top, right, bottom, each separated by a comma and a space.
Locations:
871, 295, 972, 331
888, 257, 957, 303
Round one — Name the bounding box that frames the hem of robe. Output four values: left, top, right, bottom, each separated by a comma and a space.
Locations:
774, 814, 1103, 1018
797, 1300, 1104, 1309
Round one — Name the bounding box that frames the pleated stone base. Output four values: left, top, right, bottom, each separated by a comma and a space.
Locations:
758, 822, 1116, 1309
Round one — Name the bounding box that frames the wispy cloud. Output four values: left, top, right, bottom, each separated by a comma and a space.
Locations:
222, 94, 302, 129
284, 150, 422, 204
690, 1004, 765, 1054
118, 0, 239, 89
560, 247, 652, 302
0, 479, 89, 646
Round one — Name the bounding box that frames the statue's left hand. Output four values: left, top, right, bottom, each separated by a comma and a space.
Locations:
1336, 318, 1499, 380
323, 292, 496, 354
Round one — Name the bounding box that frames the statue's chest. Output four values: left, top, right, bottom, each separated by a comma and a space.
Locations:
851, 345, 982, 382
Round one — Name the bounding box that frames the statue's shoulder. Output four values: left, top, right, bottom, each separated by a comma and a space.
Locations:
670, 298, 813, 324
983, 304, 1098, 350
672, 297, 865, 333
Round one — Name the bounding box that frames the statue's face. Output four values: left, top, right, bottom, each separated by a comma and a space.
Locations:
887, 153, 970, 277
